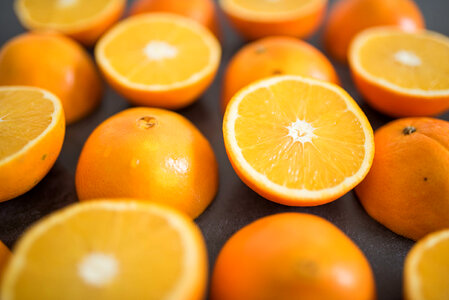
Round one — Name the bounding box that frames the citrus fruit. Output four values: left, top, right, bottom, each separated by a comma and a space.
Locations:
76, 107, 218, 218
0, 32, 103, 124
95, 13, 221, 109
0, 86, 65, 203
349, 27, 449, 117
219, 0, 327, 40
223, 75, 374, 206
221, 36, 340, 112
324, 0, 424, 63
211, 213, 376, 300
0, 241, 10, 281
355, 118, 449, 241
404, 229, 449, 300
14, 0, 126, 46
129, 0, 221, 39
0, 200, 207, 300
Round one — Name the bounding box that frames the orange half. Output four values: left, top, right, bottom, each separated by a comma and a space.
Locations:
223, 75, 374, 206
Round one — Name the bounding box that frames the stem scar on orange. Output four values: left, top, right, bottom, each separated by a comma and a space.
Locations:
355, 118, 449, 241
211, 213, 376, 300
76, 107, 218, 218
223, 75, 374, 206
221, 36, 340, 112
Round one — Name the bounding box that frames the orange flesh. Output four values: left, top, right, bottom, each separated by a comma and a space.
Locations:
0, 89, 53, 159
102, 19, 212, 86
225, 0, 317, 14
9, 207, 184, 300
18, 0, 114, 25
234, 80, 367, 191
357, 33, 449, 91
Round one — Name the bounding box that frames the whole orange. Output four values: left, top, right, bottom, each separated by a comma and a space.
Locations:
323, 0, 424, 63
221, 36, 340, 111
211, 213, 376, 300
75, 107, 218, 219
0, 32, 103, 124
129, 0, 221, 39
355, 118, 449, 241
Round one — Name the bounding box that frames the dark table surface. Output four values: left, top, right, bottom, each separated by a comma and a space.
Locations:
1, 0, 449, 299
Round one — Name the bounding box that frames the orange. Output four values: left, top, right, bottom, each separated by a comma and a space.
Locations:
0, 86, 65, 203
129, 0, 221, 40
211, 213, 376, 300
0, 241, 10, 282
0, 200, 208, 300
219, 0, 327, 40
0, 32, 103, 124
95, 13, 221, 109
223, 75, 374, 206
221, 36, 340, 112
349, 27, 449, 117
404, 229, 449, 300
76, 107, 218, 218
14, 0, 126, 46
355, 118, 449, 241
323, 0, 424, 63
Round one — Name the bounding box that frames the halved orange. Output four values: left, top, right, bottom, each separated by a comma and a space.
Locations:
404, 229, 449, 300
95, 13, 221, 109
1, 201, 208, 300
14, 0, 126, 45
223, 75, 374, 206
349, 27, 449, 117
0, 86, 65, 202
219, 0, 327, 40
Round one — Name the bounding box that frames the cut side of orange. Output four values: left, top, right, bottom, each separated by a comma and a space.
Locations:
404, 229, 449, 300
96, 13, 221, 109
219, 0, 327, 40
349, 27, 449, 117
1, 201, 207, 300
14, 0, 125, 45
0, 86, 65, 202
223, 75, 374, 206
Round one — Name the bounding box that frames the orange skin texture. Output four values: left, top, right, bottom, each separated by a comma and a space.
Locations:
324, 0, 425, 63
221, 36, 340, 112
211, 213, 376, 300
0, 241, 11, 281
129, 0, 221, 40
350, 68, 449, 117
355, 118, 449, 241
0, 103, 65, 203
0, 32, 103, 124
76, 107, 219, 219
221, 1, 327, 40
97, 60, 218, 110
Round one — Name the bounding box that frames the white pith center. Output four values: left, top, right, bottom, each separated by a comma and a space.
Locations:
287, 119, 316, 144
78, 253, 119, 287
394, 50, 422, 67
58, 0, 77, 8
143, 41, 178, 61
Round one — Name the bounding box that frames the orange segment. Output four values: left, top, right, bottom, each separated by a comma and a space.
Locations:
223, 76, 374, 206
349, 27, 449, 117
0, 86, 65, 202
96, 13, 221, 109
0, 201, 207, 300
404, 229, 449, 300
14, 0, 125, 45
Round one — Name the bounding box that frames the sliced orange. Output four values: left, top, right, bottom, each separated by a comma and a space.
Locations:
223, 75, 374, 206
0, 86, 65, 202
349, 27, 449, 117
14, 0, 126, 45
404, 229, 449, 300
219, 0, 327, 40
95, 13, 221, 109
1, 201, 208, 300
